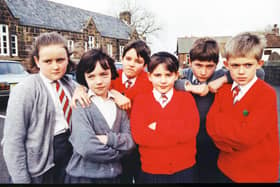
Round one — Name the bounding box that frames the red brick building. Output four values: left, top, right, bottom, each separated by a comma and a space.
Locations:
0, 0, 138, 71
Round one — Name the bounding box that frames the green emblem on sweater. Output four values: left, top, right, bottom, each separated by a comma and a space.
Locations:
243, 110, 249, 116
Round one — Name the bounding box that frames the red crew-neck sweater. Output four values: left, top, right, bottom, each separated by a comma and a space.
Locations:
111, 70, 153, 117
206, 79, 279, 182
130, 90, 200, 174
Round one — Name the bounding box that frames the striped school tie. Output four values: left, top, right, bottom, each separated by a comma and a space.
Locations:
55, 81, 72, 127
125, 79, 132, 89
232, 85, 240, 104
160, 93, 168, 106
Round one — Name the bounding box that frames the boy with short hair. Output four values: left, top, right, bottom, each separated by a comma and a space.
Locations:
175, 37, 230, 182
110, 39, 153, 115
206, 32, 279, 182
130, 52, 199, 183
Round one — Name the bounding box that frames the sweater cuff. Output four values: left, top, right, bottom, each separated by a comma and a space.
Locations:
225, 70, 233, 83
106, 132, 116, 148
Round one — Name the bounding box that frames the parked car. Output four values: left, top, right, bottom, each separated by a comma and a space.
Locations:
115, 61, 123, 70
0, 60, 29, 99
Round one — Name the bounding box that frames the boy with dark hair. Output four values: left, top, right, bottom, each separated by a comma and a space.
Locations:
175, 37, 229, 182
130, 51, 199, 183
206, 32, 279, 182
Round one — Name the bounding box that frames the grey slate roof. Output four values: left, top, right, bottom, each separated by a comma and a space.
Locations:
177, 36, 232, 54
5, 0, 132, 40
177, 37, 198, 54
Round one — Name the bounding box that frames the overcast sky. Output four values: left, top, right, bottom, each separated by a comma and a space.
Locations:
50, 0, 280, 54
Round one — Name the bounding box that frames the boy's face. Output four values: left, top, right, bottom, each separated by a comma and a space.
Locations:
122, 48, 145, 79
190, 60, 216, 83
148, 64, 179, 94
224, 57, 264, 86
84, 62, 112, 99
34, 44, 68, 81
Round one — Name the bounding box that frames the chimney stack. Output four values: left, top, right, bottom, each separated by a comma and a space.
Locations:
119, 11, 131, 25
272, 24, 279, 36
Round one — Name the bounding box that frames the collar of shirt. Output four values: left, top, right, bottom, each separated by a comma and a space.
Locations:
152, 88, 173, 107
88, 89, 115, 101
39, 72, 54, 85
231, 75, 258, 101
39, 72, 70, 135
122, 72, 136, 87
87, 89, 117, 129
192, 74, 206, 84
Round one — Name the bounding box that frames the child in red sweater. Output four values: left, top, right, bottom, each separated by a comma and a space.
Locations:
130, 52, 200, 183
206, 32, 279, 182
110, 40, 153, 116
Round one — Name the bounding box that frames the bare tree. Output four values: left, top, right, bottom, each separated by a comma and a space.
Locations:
117, 0, 162, 40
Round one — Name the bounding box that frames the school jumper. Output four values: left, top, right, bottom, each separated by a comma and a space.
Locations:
2, 74, 75, 183
175, 68, 227, 182
206, 79, 279, 182
111, 69, 153, 116
130, 90, 199, 182
65, 100, 135, 183
110, 69, 152, 183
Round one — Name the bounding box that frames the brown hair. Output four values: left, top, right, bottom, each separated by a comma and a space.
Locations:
27, 32, 75, 73
148, 51, 179, 73
122, 40, 151, 65
190, 37, 219, 64
76, 48, 118, 88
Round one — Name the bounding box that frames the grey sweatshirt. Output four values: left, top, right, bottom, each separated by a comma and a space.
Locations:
2, 74, 75, 183
66, 102, 135, 179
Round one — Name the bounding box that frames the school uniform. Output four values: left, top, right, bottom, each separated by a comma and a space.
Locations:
65, 90, 135, 184
2, 74, 75, 184
175, 68, 227, 182
206, 77, 279, 182
111, 69, 153, 117
111, 70, 153, 183
130, 88, 200, 183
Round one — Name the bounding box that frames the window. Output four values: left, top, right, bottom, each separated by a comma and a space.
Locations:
96, 41, 100, 49
264, 50, 272, 55
107, 43, 112, 57
0, 24, 9, 56
88, 36, 94, 49
84, 42, 88, 52
11, 35, 18, 56
119, 45, 124, 60
67, 40, 74, 52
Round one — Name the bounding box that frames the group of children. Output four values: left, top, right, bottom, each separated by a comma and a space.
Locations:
1, 31, 279, 184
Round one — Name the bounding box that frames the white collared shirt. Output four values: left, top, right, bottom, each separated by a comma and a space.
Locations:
88, 90, 116, 129
231, 75, 258, 103
122, 72, 136, 88
39, 72, 70, 135
192, 75, 206, 84
152, 88, 174, 108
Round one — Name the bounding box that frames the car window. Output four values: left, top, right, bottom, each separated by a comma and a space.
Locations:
0, 62, 26, 75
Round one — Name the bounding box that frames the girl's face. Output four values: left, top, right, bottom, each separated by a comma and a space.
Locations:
85, 62, 112, 99
34, 44, 68, 81
148, 63, 179, 94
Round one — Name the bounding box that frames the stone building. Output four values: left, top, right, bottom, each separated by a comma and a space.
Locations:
176, 36, 231, 69
177, 24, 280, 68
0, 0, 139, 71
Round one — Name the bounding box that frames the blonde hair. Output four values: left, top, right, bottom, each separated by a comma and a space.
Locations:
224, 32, 266, 61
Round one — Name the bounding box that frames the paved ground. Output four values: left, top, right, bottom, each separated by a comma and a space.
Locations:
0, 85, 280, 183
